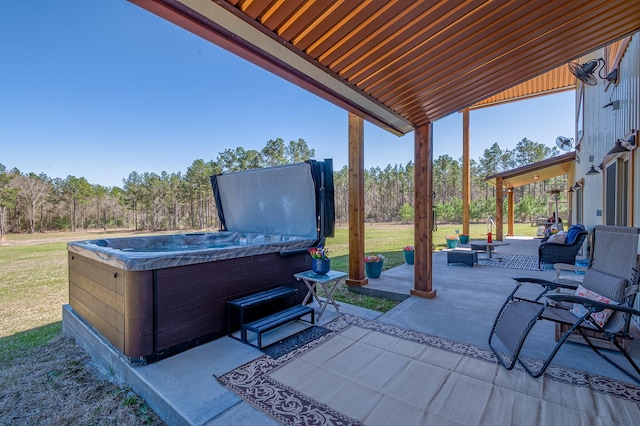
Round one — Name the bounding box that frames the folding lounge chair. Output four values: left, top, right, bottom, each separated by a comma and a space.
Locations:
488, 225, 640, 384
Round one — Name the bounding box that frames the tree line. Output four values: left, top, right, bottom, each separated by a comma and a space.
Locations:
0, 137, 566, 236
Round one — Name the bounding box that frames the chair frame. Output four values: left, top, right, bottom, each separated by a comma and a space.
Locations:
490, 225, 640, 384
488, 278, 640, 383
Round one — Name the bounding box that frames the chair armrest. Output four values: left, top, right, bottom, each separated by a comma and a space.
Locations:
546, 294, 640, 316
512, 277, 579, 290
554, 263, 588, 278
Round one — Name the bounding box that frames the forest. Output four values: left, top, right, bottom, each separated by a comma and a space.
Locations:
0, 137, 567, 235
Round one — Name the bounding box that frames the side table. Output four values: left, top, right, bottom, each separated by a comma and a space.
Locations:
294, 270, 347, 319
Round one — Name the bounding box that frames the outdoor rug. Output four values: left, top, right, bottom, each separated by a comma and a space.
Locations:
478, 254, 540, 271
262, 325, 332, 359
217, 314, 640, 426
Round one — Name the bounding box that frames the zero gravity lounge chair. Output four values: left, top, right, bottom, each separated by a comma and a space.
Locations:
488, 225, 640, 384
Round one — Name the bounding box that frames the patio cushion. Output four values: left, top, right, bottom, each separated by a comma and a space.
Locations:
547, 231, 566, 244
570, 284, 617, 327
566, 224, 586, 244
581, 269, 627, 302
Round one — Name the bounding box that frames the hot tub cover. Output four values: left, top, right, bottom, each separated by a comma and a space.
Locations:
67, 160, 335, 271
211, 160, 334, 240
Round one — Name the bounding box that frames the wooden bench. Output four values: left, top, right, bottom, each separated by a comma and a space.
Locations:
447, 250, 478, 267
227, 286, 297, 338
242, 305, 315, 349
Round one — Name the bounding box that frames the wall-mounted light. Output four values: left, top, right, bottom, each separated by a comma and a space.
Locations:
586, 165, 600, 175
607, 139, 627, 155
532, 175, 539, 180
607, 129, 637, 155
572, 182, 581, 190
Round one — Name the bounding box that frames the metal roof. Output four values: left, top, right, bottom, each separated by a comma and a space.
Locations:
130, 0, 640, 136
470, 65, 576, 110
485, 152, 576, 189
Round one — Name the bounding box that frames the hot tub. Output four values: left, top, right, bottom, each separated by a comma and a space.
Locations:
67, 160, 334, 364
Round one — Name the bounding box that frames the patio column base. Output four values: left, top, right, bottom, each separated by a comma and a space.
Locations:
410, 289, 437, 299
346, 278, 368, 287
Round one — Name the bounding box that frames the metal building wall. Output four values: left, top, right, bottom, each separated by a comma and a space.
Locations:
577, 33, 639, 229
575, 33, 639, 318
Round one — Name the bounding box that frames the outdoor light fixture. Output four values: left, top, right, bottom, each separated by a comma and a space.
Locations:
607, 131, 637, 155
607, 139, 627, 155
586, 165, 600, 175
572, 183, 581, 190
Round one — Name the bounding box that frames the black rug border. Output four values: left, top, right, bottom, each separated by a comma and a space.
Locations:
261, 325, 332, 359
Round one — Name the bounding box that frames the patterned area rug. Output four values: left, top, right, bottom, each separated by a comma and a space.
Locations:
262, 325, 331, 358
478, 254, 540, 270
217, 315, 640, 426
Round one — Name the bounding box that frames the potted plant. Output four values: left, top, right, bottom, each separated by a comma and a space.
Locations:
445, 235, 459, 249
459, 234, 469, 244
364, 254, 385, 278
403, 245, 414, 265
308, 246, 331, 275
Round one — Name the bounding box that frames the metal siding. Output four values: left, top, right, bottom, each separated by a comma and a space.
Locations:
575, 35, 640, 318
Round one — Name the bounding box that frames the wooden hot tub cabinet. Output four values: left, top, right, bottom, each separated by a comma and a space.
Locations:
68, 250, 310, 364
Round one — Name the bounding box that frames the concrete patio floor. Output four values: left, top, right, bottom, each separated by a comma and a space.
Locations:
63, 236, 640, 425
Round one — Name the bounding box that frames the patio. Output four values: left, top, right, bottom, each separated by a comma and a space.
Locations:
63, 236, 640, 425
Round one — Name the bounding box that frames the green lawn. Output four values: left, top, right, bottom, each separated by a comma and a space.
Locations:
0, 223, 538, 361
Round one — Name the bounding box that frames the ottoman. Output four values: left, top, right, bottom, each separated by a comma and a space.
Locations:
447, 250, 478, 267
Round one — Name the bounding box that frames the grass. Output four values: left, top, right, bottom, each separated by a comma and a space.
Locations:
0, 229, 166, 424
0, 223, 538, 423
322, 222, 538, 310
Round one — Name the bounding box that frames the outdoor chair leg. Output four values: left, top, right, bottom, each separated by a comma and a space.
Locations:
576, 327, 640, 384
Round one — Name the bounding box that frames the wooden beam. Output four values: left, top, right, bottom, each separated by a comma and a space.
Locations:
507, 189, 514, 236
346, 112, 368, 287
411, 123, 436, 299
495, 176, 504, 241
567, 163, 575, 226
462, 108, 470, 236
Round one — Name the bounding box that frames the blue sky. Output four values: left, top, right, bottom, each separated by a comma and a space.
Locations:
1, 1, 575, 188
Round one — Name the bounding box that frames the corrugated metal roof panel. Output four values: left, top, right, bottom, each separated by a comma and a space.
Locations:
471, 66, 576, 109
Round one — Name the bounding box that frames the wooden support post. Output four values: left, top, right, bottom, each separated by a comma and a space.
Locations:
507, 189, 514, 236
495, 176, 504, 241
411, 123, 436, 299
346, 112, 368, 287
567, 165, 575, 226
462, 108, 470, 236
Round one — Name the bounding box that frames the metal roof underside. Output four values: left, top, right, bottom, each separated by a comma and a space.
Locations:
470, 65, 576, 110
129, 0, 640, 136
486, 152, 576, 189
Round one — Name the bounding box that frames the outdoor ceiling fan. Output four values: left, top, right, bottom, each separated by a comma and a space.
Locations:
555, 136, 575, 151
568, 58, 616, 86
